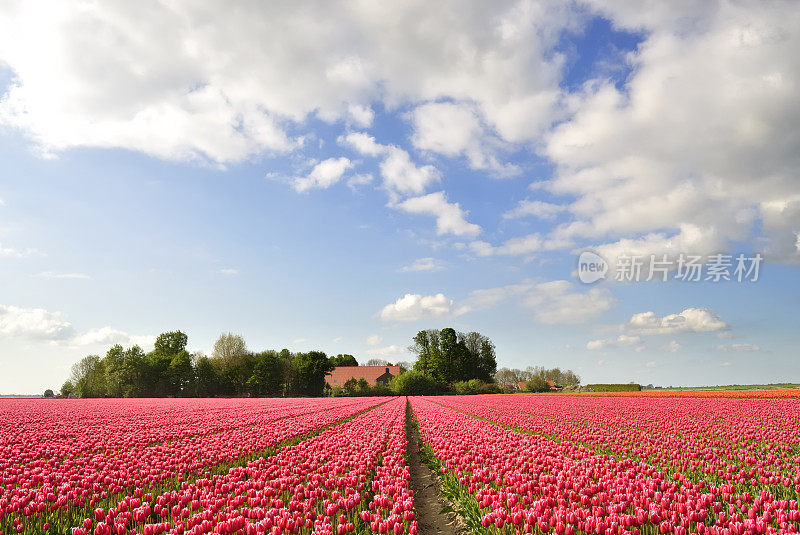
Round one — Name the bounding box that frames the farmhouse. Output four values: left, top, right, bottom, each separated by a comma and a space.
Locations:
326, 365, 401, 388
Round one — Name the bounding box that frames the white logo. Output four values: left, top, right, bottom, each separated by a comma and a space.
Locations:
577, 251, 608, 284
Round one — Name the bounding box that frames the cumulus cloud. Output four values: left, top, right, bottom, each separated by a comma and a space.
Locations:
626, 308, 727, 335
457, 279, 616, 324
292, 157, 353, 192
340, 132, 387, 158
347, 173, 374, 190
540, 1, 800, 263
380, 148, 441, 195
379, 293, 454, 322
503, 200, 568, 220
523, 280, 617, 324
586, 334, 642, 350
469, 232, 573, 257
0, 2, 574, 164
664, 340, 682, 353
366, 334, 383, 346
0, 304, 73, 340
396, 192, 481, 237
410, 101, 519, 176
399, 257, 445, 272
69, 327, 155, 349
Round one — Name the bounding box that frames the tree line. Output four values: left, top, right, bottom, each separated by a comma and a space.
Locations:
61, 331, 343, 398
57, 327, 580, 398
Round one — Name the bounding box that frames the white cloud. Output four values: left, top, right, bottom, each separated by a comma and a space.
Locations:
293, 338, 307, 344
340, 132, 387, 157
380, 148, 441, 195
718, 343, 760, 352
332, 336, 343, 343
645, 361, 657, 368
347, 104, 374, 128
664, 340, 682, 353
410, 101, 519, 176
0, 2, 574, 164
626, 308, 727, 335
69, 327, 155, 349
503, 200, 567, 220
365, 345, 406, 358
217, 268, 238, 276
458, 279, 615, 324
33, 271, 90, 280
347, 173, 374, 190
0, 243, 39, 258
339, 132, 442, 196
586, 334, 641, 350
523, 280, 616, 324
379, 293, 454, 322
399, 257, 445, 272
366, 334, 383, 346
292, 157, 353, 192
468, 232, 572, 257
541, 1, 800, 263
0, 304, 73, 340
397, 192, 480, 237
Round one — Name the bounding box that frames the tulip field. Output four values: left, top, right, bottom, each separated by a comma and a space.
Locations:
1, 393, 799, 535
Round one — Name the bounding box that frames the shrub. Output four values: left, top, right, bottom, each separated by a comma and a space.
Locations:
454, 379, 484, 395
524, 376, 551, 393
389, 370, 438, 395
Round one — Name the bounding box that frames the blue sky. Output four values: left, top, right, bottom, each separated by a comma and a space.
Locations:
1, 1, 798, 393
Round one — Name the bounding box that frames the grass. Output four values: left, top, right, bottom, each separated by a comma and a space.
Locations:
642, 383, 800, 391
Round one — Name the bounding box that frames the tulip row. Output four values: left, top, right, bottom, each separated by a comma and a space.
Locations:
70, 396, 415, 535
430, 395, 800, 496
1, 398, 361, 467
410, 396, 800, 535
0, 398, 386, 535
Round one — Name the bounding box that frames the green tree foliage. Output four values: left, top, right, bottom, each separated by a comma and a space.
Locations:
410, 328, 497, 385
388, 370, 437, 395
329, 354, 358, 367
293, 351, 334, 396
247, 351, 284, 396
59, 380, 74, 397
495, 366, 581, 387
524, 376, 551, 393
43, 389, 54, 398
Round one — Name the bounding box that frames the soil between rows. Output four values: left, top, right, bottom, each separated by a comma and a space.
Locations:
405, 399, 462, 535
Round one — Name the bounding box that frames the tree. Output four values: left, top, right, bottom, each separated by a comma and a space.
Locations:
71, 355, 106, 397
388, 370, 437, 395
213, 333, 248, 362
330, 354, 358, 367
525, 376, 550, 393
194, 355, 216, 396
293, 351, 334, 396
247, 351, 283, 396
365, 358, 391, 366
154, 331, 188, 356
59, 380, 74, 397
169, 351, 194, 395
43, 389, 54, 398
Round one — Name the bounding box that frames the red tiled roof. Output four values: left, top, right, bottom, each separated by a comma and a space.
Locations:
326, 366, 401, 387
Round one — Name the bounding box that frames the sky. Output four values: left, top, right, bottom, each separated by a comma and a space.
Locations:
0, 0, 799, 394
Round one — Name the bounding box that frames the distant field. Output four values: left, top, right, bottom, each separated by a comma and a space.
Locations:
642, 383, 800, 391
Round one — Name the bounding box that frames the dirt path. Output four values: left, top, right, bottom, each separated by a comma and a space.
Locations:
405, 399, 462, 535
